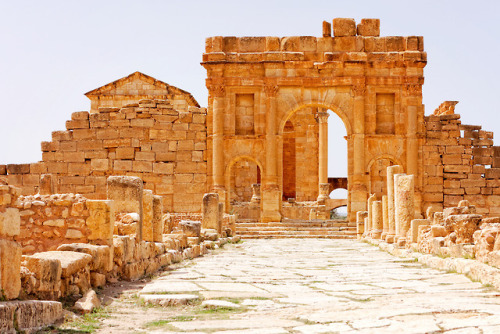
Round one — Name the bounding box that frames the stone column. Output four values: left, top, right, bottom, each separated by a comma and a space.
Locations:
86, 200, 113, 245
317, 111, 330, 202
371, 200, 383, 239
250, 183, 261, 204
386, 165, 402, 243
211, 85, 226, 210
356, 211, 368, 239
366, 194, 376, 237
394, 174, 415, 245
381, 195, 389, 240
142, 190, 154, 242
262, 84, 281, 223
202, 193, 220, 232
107, 176, 143, 241
152, 195, 163, 242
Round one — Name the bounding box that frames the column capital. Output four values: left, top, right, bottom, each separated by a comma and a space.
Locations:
209, 85, 226, 97
403, 83, 422, 96
317, 111, 330, 123
351, 83, 366, 97
264, 84, 279, 97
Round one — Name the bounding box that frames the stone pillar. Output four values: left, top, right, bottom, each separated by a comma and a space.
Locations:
0, 185, 21, 300
317, 111, 330, 202
356, 211, 368, 239
366, 194, 376, 237
142, 190, 154, 242
381, 195, 389, 240
394, 174, 415, 245
152, 195, 163, 242
386, 165, 402, 243
39, 174, 53, 195
218, 203, 224, 233
202, 193, 220, 232
262, 84, 281, 223
107, 176, 144, 241
86, 200, 113, 245
371, 200, 383, 239
250, 183, 261, 204
211, 85, 226, 210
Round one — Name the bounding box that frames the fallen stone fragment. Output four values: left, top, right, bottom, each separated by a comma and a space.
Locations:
202, 299, 241, 309
74, 289, 100, 314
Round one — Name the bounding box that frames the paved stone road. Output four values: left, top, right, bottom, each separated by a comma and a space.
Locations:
96, 239, 500, 333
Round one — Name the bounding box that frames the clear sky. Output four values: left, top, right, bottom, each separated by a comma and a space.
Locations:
1, 0, 499, 180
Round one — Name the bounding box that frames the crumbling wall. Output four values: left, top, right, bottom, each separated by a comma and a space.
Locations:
15, 194, 92, 254
423, 106, 500, 216
0, 99, 208, 213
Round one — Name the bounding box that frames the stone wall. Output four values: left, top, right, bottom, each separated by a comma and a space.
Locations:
0, 99, 208, 213
15, 194, 92, 254
423, 109, 500, 217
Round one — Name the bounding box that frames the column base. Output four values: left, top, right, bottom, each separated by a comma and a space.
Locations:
397, 237, 407, 247
371, 230, 382, 239
261, 184, 282, 223
381, 232, 388, 240
385, 234, 396, 244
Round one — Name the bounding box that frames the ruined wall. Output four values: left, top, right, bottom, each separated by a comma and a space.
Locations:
15, 194, 92, 254
423, 108, 500, 217
0, 99, 208, 213
230, 160, 259, 203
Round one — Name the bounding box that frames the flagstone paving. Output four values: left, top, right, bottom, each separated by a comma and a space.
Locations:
91, 239, 500, 333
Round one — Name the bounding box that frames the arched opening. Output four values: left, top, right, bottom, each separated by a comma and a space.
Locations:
331, 205, 348, 219
327, 110, 348, 199
282, 120, 296, 200
369, 157, 397, 199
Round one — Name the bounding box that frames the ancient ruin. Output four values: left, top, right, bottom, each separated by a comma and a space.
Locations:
3, 17, 500, 332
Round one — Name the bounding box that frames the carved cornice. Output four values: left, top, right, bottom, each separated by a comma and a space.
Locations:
404, 83, 422, 96
209, 85, 226, 97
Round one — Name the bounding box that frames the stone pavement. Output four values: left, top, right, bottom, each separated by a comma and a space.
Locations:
95, 239, 500, 333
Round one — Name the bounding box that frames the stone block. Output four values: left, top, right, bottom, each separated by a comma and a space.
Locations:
0, 240, 21, 300
30, 251, 92, 278
356, 18, 380, 36
0, 300, 63, 333
86, 200, 113, 243
410, 219, 430, 243
24, 254, 62, 296
179, 220, 202, 238
202, 193, 220, 232
333, 18, 356, 37
0, 208, 20, 237
57, 243, 112, 273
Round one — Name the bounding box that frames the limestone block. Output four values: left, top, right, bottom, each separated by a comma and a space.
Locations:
431, 225, 447, 238
163, 213, 174, 234
322, 21, 331, 37
0, 240, 21, 300
410, 219, 430, 243
30, 251, 92, 278
152, 195, 163, 242
0, 300, 63, 334
0, 208, 20, 237
387, 165, 402, 241
333, 18, 356, 37
357, 18, 380, 37
24, 254, 62, 296
444, 214, 482, 244
57, 243, 113, 273
142, 190, 154, 242
382, 195, 389, 239
74, 289, 100, 314
86, 200, 113, 243
179, 220, 201, 238
202, 193, 220, 232
107, 176, 143, 240
394, 174, 414, 241
90, 272, 106, 288
39, 174, 53, 195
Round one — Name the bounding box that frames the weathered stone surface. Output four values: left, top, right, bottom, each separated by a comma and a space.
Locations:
29, 251, 92, 277
0, 240, 21, 300
74, 289, 101, 314
332, 18, 356, 37
202, 193, 220, 232
444, 214, 482, 244
142, 189, 154, 242
152, 195, 163, 242
0, 300, 63, 334
85, 200, 113, 243
0, 208, 20, 237
394, 174, 414, 244
180, 220, 202, 238
57, 243, 112, 273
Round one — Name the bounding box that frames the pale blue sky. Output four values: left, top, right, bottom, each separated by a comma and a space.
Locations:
1, 0, 499, 179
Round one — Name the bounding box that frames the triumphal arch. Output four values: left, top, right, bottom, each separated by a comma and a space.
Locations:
202, 18, 425, 222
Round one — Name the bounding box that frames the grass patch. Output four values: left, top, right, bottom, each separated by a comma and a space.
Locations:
60, 308, 110, 333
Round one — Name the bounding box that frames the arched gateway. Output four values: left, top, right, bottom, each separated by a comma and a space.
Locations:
202, 18, 426, 222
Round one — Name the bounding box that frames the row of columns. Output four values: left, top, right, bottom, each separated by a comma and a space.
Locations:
358, 165, 416, 246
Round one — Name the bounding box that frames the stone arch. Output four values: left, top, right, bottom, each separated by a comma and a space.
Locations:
278, 102, 352, 136
367, 155, 403, 199
225, 155, 263, 210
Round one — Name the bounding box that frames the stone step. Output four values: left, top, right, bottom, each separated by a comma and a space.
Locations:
236, 222, 354, 228
237, 229, 356, 236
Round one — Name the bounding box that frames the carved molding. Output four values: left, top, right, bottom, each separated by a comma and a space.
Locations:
209, 85, 225, 97
404, 84, 422, 96
352, 84, 366, 97
317, 111, 330, 123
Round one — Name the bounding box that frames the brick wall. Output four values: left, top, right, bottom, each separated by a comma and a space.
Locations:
0, 99, 208, 213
